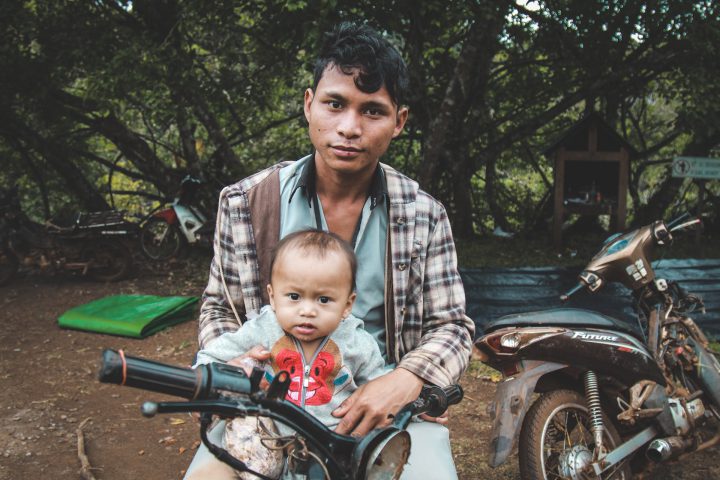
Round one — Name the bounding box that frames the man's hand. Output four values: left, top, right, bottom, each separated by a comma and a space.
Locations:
332, 367, 424, 436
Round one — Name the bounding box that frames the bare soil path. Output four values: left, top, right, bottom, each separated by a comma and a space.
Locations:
0, 263, 717, 479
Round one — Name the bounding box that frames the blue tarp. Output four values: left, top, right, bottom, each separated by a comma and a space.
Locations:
462, 259, 720, 339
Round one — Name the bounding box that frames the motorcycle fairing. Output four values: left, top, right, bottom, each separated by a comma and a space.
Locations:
516, 327, 666, 386
485, 308, 644, 340
487, 361, 567, 467
153, 208, 178, 224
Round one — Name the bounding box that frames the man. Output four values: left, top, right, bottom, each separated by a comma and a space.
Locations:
186, 22, 474, 479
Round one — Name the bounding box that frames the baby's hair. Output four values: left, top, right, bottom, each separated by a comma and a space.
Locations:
269, 229, 357, 291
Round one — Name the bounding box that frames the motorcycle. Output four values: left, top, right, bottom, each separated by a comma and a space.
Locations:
0, 186, 135, 285
139, 175, 215, 260
98, 349, 463, 480
475, 213, 720, 479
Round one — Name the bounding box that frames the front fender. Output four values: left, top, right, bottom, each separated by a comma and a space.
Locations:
487, 361, 567, 467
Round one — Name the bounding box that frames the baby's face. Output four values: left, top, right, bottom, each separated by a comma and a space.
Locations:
268, 249, 355, 344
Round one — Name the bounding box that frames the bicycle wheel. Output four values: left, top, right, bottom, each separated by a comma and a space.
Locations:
83, 240, 132, 282
140, 217, 184, 260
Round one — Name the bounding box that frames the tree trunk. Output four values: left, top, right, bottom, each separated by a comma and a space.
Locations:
51, 90, 178, 196
417, 4, 508, 233
4, 120, 111, 211
484, 151, 512, 233
451, 164, 478, 238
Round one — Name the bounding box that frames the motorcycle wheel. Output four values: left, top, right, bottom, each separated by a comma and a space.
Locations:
140, 217, 184, 260
519, 389, 631, 480
83, 240, 132, 282
0, 248, 19, 286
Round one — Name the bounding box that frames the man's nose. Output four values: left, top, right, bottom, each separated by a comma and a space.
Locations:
336, 110, 361, 138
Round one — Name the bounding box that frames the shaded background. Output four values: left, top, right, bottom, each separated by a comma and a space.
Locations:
464, 258, 720, 338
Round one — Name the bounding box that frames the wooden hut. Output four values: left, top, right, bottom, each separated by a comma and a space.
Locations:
545, 112, 636, 249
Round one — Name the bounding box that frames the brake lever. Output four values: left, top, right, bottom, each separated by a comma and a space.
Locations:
140, 399, 254, 418
560, 282, 584, 302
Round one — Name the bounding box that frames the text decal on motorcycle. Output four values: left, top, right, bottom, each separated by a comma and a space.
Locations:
571, 331, 619, 342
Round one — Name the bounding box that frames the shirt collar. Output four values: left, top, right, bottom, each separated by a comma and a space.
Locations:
289, 155, 387, 210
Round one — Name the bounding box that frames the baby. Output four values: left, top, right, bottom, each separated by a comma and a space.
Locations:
195, 229, 387, 477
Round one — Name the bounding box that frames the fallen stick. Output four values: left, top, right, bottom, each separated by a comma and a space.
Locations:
77, 417, 97, 480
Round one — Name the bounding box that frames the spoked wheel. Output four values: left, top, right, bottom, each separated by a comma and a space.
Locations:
83, 240, 132, 282
519, 389, 631, 480
0, 247, 19, 286
140, 217, 184, 260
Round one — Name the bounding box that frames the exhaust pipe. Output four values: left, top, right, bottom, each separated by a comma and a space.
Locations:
646, 436, 693, 463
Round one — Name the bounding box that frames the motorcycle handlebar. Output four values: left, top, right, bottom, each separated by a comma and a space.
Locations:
99, 349, 205, 399
666, 211, 703, 234
100, 349, 464, 415
98, 349, 256, 401
666, 211, 692, 230
426, 384, 464, 417
394, 384, 464, 425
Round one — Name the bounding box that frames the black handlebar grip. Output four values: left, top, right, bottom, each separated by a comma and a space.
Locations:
99, 349, 205, 399
442, 384, 464, 407
419, 384, 464, 418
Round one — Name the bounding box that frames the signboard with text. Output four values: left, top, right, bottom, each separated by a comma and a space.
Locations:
672, 156, 720, 180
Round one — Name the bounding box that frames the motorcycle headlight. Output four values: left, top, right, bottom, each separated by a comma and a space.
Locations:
500, 333, 521, 350
353, 427, 411, 480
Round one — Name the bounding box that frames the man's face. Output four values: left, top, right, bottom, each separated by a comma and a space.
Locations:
304, 65, 408, 178
268, 248, 356, 345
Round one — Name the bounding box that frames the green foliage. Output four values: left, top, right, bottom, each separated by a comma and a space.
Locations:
0, 1, 718, 237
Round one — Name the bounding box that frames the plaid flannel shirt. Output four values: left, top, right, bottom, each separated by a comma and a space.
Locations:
199, 160, 474, 386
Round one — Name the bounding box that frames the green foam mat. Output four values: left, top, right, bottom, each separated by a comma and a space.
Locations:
58, 294, 199, 338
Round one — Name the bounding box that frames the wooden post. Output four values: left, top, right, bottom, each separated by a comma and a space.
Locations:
553, 149, 566, 250
696, 179, 706, 244
616, 148, 629, 232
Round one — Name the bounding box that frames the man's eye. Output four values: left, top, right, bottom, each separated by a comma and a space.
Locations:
318, 296, 330, 304
288, 293, 300, 300
328, 101, 342, 109
364, 107, 387, 117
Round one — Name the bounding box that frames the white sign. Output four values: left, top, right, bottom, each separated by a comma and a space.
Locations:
672, 156, 720, 180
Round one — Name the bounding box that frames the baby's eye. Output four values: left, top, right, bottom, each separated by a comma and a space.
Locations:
318, 296, 330, 304
288, 293, 300, 300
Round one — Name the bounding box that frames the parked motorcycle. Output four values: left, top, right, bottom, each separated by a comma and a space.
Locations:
98, 349, 463, 479
139, 175, 214, 260
0, 186, 135, 285
475, 213, 719, 479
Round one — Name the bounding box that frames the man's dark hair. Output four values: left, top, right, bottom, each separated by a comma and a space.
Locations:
270, 229, 357, 292
313, 22, 409, 107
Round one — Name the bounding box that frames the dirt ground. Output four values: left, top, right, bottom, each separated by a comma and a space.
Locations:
1, 261, 718, 479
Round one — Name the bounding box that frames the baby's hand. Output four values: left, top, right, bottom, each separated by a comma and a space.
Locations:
227, 345, 271, 387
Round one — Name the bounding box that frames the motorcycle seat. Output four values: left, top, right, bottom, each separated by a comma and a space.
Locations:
484, 308, 644, 340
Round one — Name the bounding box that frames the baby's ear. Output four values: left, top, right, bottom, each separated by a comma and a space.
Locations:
267, 284, 275, 308
343, 292, 357, 318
